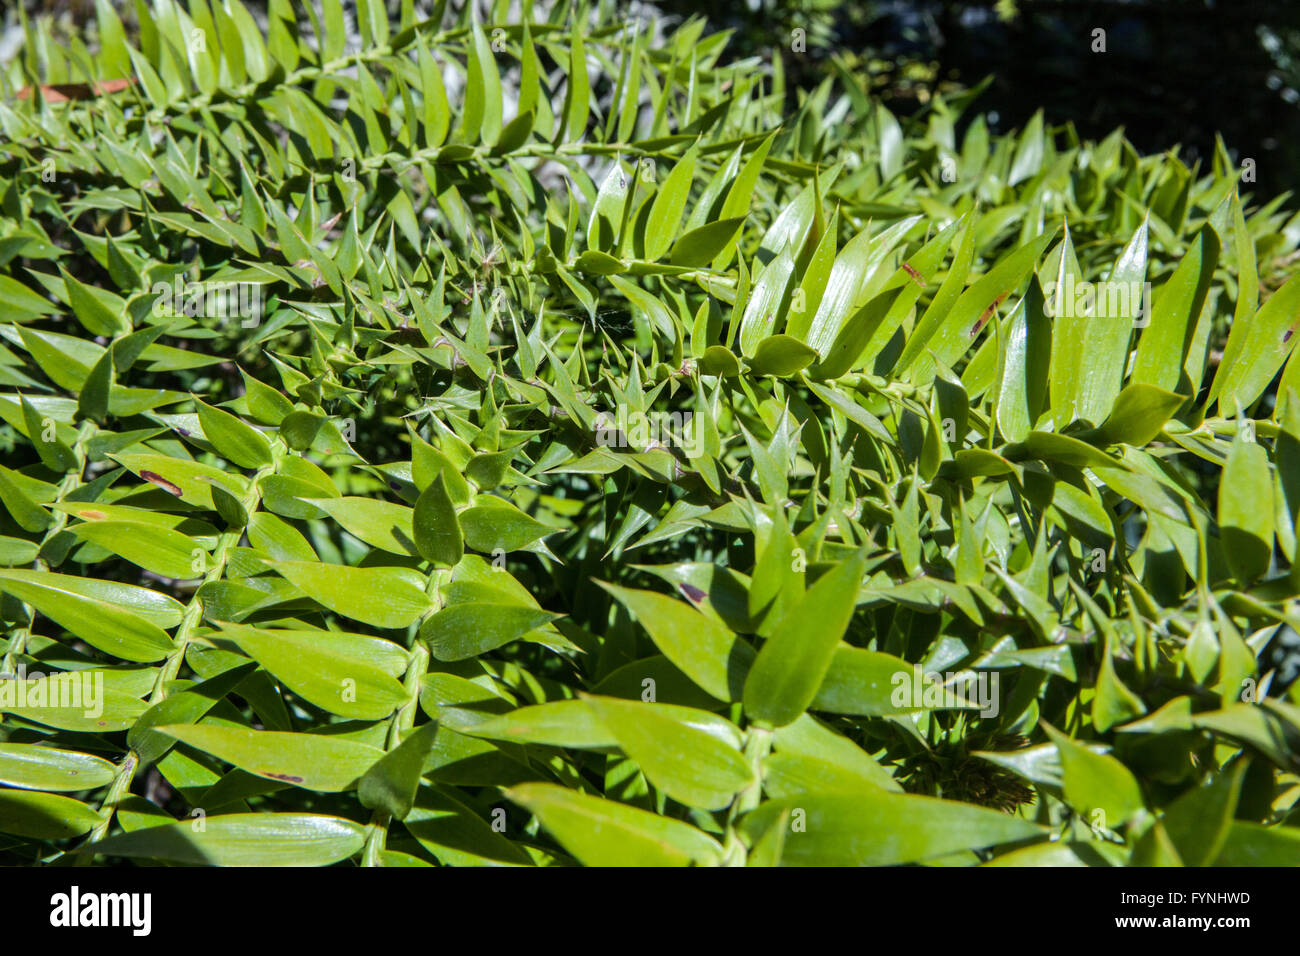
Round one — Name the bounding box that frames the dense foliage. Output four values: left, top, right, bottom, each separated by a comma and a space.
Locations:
1, 0, 1299, 866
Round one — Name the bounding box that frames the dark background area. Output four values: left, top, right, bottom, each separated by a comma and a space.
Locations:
672, 0, 1300, 201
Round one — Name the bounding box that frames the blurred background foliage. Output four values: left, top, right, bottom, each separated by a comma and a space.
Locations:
663, 0, 1300, 201
8, 1, 1299, 199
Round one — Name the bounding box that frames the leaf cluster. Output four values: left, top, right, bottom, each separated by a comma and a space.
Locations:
0, 0, 1298, 867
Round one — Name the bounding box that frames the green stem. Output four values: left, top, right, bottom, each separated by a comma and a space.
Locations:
390, 642, 431, 747
361, 572, 441, 866
81, 752, 136, 848
720, 725, 773, 866
79, 452, 278, 859
149, 458, 276, 702
2, 420, 96, 675
360, 812, 392, 867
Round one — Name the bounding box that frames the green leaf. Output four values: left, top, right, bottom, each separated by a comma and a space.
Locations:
1086, 383, 1186, 446
803, 222, 905, 358
0, 743, 117, 792
740, 792, 1044, 865
561, 26, 589, 143
1077, 218, 1149, 424
358, 722, 439, 820
1012, 431, 1117, 469
157, 724, 382, 791
0, 568, 181, 626
1192, 704, 1299, 769
492, 109, 535, 155
1092, 631, 1145, 733
128, 661, 260, 767
812, 646, 936, 716
713, 132, 776, 267
506, 783, 724, 866
413, 473, 463, 566
583, 695, 751, 810
1161, 762, 1246, 866
209, 483, 249, 529
87, 813, 366, 866
195, 398, 273, 468
420, 603, 560, 661
459, 499, 558, 553
0, 275, 57, 320
598, 582, 755, 701
0, 569, 175, 662
914, 230, 1055, 381
109, 452, 246, 510
748, 507, 799, 630
764, 714, 901, 796
1008, 110, 1044, 185
1210, 192, 1267, 408
0, 676, 149, 733
1213, 822, 1300, 865
273, 562, 431, 629
1042, 722, 1144, 825
587, 160, 631, 254
0, 789, 103, 840
68, 519, 204, 579
461, 699, 616, 749
644, 147, 697, 261
302, 496, 417, 556
404, 785, 532, 866
417, 38, 449, 148
899, 215, 980, 376
788, 208, 840, 340
743, 553, 867, 728
738, 248, 795, 357
1131, 225, 1219, 393
21, 394, 76, 471
1213, 272, 1300, 411
76, 351, 114, 423
219, 623, 407, 720
247, 511, 316, 562
0, 465, 51, 533
1219, 431, 1274, 583
61, 266, 128, 336
17, 327, 95, 391
669, 218, 745, 267
811, 288, 900, 380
